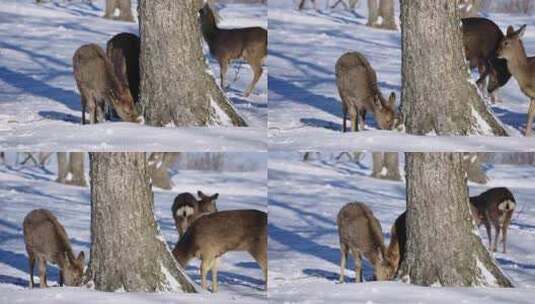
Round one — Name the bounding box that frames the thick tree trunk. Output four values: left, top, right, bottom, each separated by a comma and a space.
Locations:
400, 152, 513, 287
67, 152, 87, 187
367, 0, 379, 26
87, 152, 196, 292
371, 152, 401, 180
148, 152, 179, 190
139, 0, 246, 127
56, 153, 69, 184
104, 0, 134, 22
400, 0, 508, 136
378, 0, 397, 30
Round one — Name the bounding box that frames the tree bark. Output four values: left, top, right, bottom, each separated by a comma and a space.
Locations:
378, 0, 397, 30
56, 152, 69, 184
67, 152, 87, 187
104, 0, 135, 22
148, 152, 179, 190
400, 0, 508, 136
87, 152, 196, 292
139, 0, 246, 127
399, 152, 513, 287
367, 0, 379, 26
371, 152, 401, 180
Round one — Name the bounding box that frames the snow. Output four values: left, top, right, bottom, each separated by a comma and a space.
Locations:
0, 0, 267, 150
0, 155, 267, 303
268, 153, 535, 303
268, 1, 535, 150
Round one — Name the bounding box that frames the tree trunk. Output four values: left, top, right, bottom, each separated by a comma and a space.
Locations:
87, 152, 196, 292
67, 152, 87, 187
463, 153, 488, 184
56, 152, 69, 184
371, 152, 401, 180
400, 0, 508, 136
367, 0, 379, 26
378, 0, 397, 30
104, 0, 135, 22
139, 0, 246, 127
148, 152, 179, 190
399, 152, 513, 287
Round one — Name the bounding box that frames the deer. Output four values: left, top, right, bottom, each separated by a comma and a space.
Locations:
497, 24, 535, 136
462, 17, 512, 103
73, 43, 140, 124
171, 191, 219, 239
337, 202, 397, 283
469, 187, 516, 253
22, 209, 85, 288
172, 209, 267, 293
335, 52, 398, 132
106, 33, 140, 105
199, 4, 267, 97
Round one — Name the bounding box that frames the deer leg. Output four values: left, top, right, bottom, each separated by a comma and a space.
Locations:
38, 256, 47, 288
483, 216, 492, 251
342, 102, 347, 132
348, 105, 358, 132
28, 254, 35, 288
248, 244, 268, 289
526, 99, 535, 137
352, 248, 362, 283
81, 96, 86, 125
200, 258, 210, 290
59, 269, 64, 287
219, 60, 229, 90
244, 61, 263, 97
493, 221, 500, 252
502, 221, 508, 254
211, 258, 219, 293
339, 243, 348, 283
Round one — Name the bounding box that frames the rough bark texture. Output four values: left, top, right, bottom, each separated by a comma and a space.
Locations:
371, 152, 401, 180
148, 152, 179, 190
400, 152, 513, 287
379, 0, 397, 30
87, 152, 196, 293
139, 0, 246, 127
104, 0, 134, 22
400, 0, 508, 136
56, 152, 68, 184
367, 0, 379, 26
68, 152, 87, 187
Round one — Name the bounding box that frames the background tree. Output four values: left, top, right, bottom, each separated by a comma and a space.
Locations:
148, 152, 180, 190
371, 152, 401, 180
138, 0, 246, 127
400, 153, 512, 287
86, 152, 196, 292
104, 0, 134, 22
400, 0, 507, 136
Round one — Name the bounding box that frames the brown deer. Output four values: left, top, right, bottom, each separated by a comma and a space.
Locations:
462, 17, 512, 102
73, 44, 140, 124
337, 202, 397, 283
497, 24, 535, 136
385, 211, 406, 278
171, 191, 219, 239
335, 52, 397, 132
199, 4, 267, 97
22, 209, 85, 288
470, 187, 516, 253
106, 33, 140, 105
172, 209, 267, 293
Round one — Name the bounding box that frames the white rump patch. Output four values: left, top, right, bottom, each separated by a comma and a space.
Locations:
498, 200, 516, 211
176, 206, 195, 218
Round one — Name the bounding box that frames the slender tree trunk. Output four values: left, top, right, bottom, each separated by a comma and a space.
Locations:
400, 152, 513, 287
67, 152, 87, 187
367, 0, 379, 26
56, 153, 69, 184
139, 0, 246, 127
104, 0, 134, 22
87, 152, 196, 292
371, 152, 401, 180
400, 0, 507, 136
148, 152, 179, 190
378, 0, 397, 30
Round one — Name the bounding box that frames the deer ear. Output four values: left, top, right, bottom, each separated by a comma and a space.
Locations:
211, 193, 219, 200
518, 24, 527, 38
197, 191, 205, 199
388, 92, 396, 107
78, 251, 85, 263
507, 25, 515, 36
377, 247, 385, 263
373, 96, 383, 109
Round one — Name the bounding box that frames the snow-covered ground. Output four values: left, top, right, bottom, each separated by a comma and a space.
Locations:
268, 153, 535, 303
0, 0, 267, 151
268, 1, 535, 151
0, 153, 267, 303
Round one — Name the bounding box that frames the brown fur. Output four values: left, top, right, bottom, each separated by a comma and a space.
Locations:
470, 187, 516, 253
106, 33, 140, 105
171, 191, 219, 239
199, 4, 267, 97
172, 209, 267, 293
336, 202, 396, 283
385, 211, 406, 277
22, 209, 85, 288
335, 52, 397, 132
73, 43, 139, 124
497, 24, 535, 136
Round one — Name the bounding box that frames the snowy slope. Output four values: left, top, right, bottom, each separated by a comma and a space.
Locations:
268, 1, 535, 151
268, 153, 535, 303
0, 0, 267, 151
0, 156, 267, 303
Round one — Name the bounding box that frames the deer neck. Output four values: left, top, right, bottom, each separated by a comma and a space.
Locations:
507, 44, 532, 84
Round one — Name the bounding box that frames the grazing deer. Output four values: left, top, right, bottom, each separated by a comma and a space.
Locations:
335, 52, 398, 132
462, 17, 512, 102
106, 33, 140, 105
172, 209, 267, 293
337, 202, 397, 283
171, 191, 219, 239
73, 44, 140, 124
22, 209, 85, 288
470, 187, 516, 253
199, 4, 267, 97
385, 211, 406, 277
497, 24, 535, 136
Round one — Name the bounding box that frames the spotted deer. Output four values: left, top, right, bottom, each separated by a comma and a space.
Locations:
199, 4, 267, 97
497, 24, 535, 136
335, 52, 398, 132
171, 191, 219, 239
172, 209, 267, 293
23, 209, 85, 288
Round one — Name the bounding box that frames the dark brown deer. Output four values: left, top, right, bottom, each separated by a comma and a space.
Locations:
337, 202, 397, 282
173, 209, 267, 293
106, 33, 140, 105
199, 4, 267, 97
335, 52, 398, 132
23, 209, 85, 288
73, 44, 140, 124
462, 17, 512, 103
470, 187, 516, 253
385, 211, 406, 277
171, 191, 219, 239
497, 24, 535, 136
